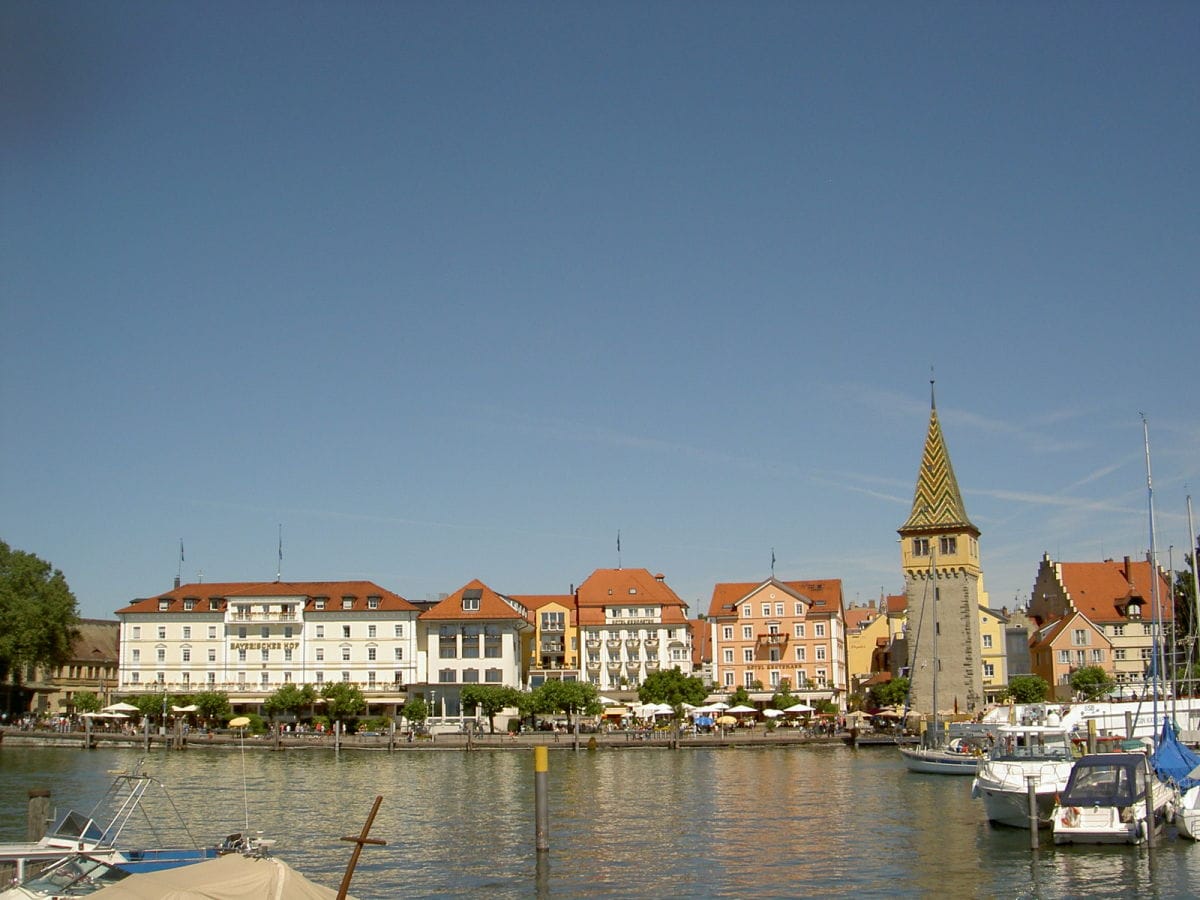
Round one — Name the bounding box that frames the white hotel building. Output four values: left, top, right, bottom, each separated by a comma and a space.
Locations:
115, 580, 422, 715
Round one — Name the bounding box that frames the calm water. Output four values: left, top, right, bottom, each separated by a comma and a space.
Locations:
2, 743, 1198, 898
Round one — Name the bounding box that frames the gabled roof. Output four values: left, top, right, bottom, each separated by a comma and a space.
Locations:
69, 619, 119, 662
845, 607, 878, 632
1053, 558, 1173, 624
1029, 610, 1109, 652
115, 581, 418, 614
419, 579, 531, 624
511, 594, 576, 627
575, 568, 690, 627
899, 391, 977, 536
705, 577, 844, 619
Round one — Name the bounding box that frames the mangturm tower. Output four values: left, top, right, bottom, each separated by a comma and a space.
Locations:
898, 383, 986, 716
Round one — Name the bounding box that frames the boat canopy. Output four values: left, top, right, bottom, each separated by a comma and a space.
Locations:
1151, 716, 1200, 792
1060, 754, 1148, 808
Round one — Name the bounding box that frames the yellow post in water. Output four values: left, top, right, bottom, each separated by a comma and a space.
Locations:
534, 746, 549, 852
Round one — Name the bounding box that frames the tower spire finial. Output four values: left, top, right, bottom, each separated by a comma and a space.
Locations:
930, 366, 936, 410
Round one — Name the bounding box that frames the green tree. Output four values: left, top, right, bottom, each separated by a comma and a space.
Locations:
1069, 666, 1114, 701
771, 680, 798, 711
1006, 674, 1050, 703
72, 690, 102, 714
321, 681, 366, 721
531, 680, 601, 727
128, 692, 165, 722
726, 685, 752, 707
868, 677, 908, 709
401, 697, 428, 728
0, 540, 79, 684
191, 690, 232, 725
262, 683, 316, 719
461, 685, 522, 733
638, 667, 709, 713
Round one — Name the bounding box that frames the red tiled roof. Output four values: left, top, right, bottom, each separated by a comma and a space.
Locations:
114, 580, 418, 614
575, 568, 691, 626
419, 579, 530, 623
705, 578, 843, 619
1057, 560, 1173, 624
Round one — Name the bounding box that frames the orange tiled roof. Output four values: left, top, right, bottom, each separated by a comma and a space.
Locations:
845, 607, 877, 632
1057, 559, 1173, 624
419, 579, 531, 623
705, 578, 844, 619
114, 580, 418, 614
1029, 610, 1107, 652
575, 568, 691, 626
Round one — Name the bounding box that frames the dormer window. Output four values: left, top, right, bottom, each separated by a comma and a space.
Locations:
342, 598, 353, 610
628, 588, 637, 595
1126, 599, 1143, 620
183, 600, 195, 611
367, 596, 381, 609
462, 589, 482, 612
210, 599, 220, 611
315, 599, 326, 610
158, 599, 170, 611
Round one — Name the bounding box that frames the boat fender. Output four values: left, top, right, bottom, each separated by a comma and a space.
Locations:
1061, 807, 1081, 827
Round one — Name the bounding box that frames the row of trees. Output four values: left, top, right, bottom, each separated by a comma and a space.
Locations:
861, 666, 1130, 712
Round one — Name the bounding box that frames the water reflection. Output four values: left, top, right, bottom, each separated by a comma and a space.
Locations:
2, 745, 1197, 898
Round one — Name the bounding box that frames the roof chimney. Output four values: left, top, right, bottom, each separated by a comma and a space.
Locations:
1123, 555, 1134, 591
654, 573, 665, 582
174, 575, 181, 589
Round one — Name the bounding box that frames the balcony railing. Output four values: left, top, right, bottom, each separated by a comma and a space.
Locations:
756, 633, 788, 648
228, 611, 298, 623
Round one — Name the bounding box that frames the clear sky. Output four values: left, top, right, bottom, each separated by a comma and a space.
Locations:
2, 3, 1197, 621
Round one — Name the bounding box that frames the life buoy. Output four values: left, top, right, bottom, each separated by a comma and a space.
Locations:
1060, 806, 1081, 827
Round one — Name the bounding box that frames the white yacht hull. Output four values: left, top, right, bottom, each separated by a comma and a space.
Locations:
899, 746, 981, 775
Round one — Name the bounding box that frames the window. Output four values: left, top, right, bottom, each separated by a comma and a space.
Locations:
1057, 650, 1069, 664
159, 599, 169, 611
743, 648, 753, 662
131, 672, 139, 684
342, 625, 351, 639
132, 626, 141, 639
1115, 649, 1126, 660
541, 611, 565, 630
983, 662, 995, 678
238, 627, 247, 639
182, 648, 191, 663
156, 647, 165, 663
723, 649, 734, 663
742, 625, 753, 640
316, 625, 324, 639
261, 672, 270, 686
207, 648, 216, 662
184, 600, 194, 611
462, 669, 480, 683
761, 604, 771, 617
158, 627, 167, 640
206, 672, 215, 685
1111, 624, 1125, 637
261, 626, 269, 638
793, 623, 804, 638
462, 625, 481, 659
484, 626, 502, 658
342, 598, 353, 610
315, 599, 325, 610
1072, 629, 1089, 646
284, 648, 293, 662
238, 649, 247, 662
131, 649, 141, 662
284, 626, 293, 638
743, 671, 754, 687
814, 623, 825, 638
462, 588, 482, 612
341, 647, 351, 662
394, 647, 404, 661
795, 647, 806, 662
815, 646, 826, 661
1091, 649, 1104, 663
261, 649, 269, 662
439, 625, 458, 659
912, 538, 930, 557
394, 624, 404, 638
341, 671, 350, 682
368, 596, 380, 609
284, 671, 292, 683
182, 626, 191, 640
368, 671, 377, 686
939, 536, 957, 555
723, 626, 733, 640
208, 626, 217, 639
775, 603, 784, 616
769, 670, 780, 687
794, 602, 803, 616
316, 648, 324, 661
438, 668, 456, 683
982, 634, 993, 649
741, 605, 751, 618
485, 668, 503, 683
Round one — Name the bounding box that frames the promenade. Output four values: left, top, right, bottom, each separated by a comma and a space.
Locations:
0, 726, 850, 752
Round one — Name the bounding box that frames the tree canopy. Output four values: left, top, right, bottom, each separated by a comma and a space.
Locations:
1068, 666, 1114, 700
321, 681, 366, 720
1005, 674, 1050, 703
0, 540, 79, 683
867, 677, 908, 709
638, 667, 708, 711
262, 683, 317, 719
461, 684, 522, 732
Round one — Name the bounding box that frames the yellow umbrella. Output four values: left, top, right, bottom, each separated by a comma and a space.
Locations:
716, 715, 737, 726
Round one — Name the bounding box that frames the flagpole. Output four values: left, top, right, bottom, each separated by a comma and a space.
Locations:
617, 530, 621, 570
276, 524, 283, 582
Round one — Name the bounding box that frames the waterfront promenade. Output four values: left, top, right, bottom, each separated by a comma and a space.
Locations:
0, 725, 849, 752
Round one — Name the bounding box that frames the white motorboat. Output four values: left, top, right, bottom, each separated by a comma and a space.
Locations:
971, 723, 1077, 828
1051, 752, 1176, 844
1176, 785, 1200, 840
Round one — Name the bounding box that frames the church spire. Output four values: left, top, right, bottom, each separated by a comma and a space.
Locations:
899, 386, 977, 535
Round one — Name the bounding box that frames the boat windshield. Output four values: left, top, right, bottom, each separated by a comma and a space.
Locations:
48, 811, 107, 845
16, 854, 130, 895
1062, 757, 1145, 807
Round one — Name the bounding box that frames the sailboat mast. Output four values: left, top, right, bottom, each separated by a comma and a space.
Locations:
1142, 415, 1163, 729
930, 539, 939, 746
1189, 495, 1199, 698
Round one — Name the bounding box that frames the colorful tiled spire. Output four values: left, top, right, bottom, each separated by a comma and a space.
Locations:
900, 384, 977, 534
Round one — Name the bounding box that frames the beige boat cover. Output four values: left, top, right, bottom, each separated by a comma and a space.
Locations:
89, 853, 349, 900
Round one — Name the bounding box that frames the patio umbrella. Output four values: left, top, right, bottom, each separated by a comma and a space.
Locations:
598, 695, 619, 705
726, 705, 757, 714
171, 704, 199, 713
709, 702, 730, 711
104, 702, 139, 713
716, 715, 737, 726
695, 715, 715, 727
784, 703, 815, 714
762, 708, 784, 718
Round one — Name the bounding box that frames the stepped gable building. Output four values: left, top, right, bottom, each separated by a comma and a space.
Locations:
896, 386, 988, 715
115, 580, 420, 717
1028, 554, 1172, 690
575, 568, 693, 691
706, 577, 847, 705
417, 579, 532, 716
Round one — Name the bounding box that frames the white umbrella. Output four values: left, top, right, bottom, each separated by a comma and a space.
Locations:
598, 695, 619, 706
762, 708, 784, 718
784, 703, 816, 714
726, 705, 757, 714
104, 702, 139, 713
649, 703, 675, 716
171, 704, 199, 713
709, 701, 730, 710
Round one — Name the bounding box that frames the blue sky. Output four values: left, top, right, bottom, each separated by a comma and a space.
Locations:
3, 3, 1197, 621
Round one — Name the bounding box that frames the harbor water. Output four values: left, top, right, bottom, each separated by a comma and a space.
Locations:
2, 743, 1198, 898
